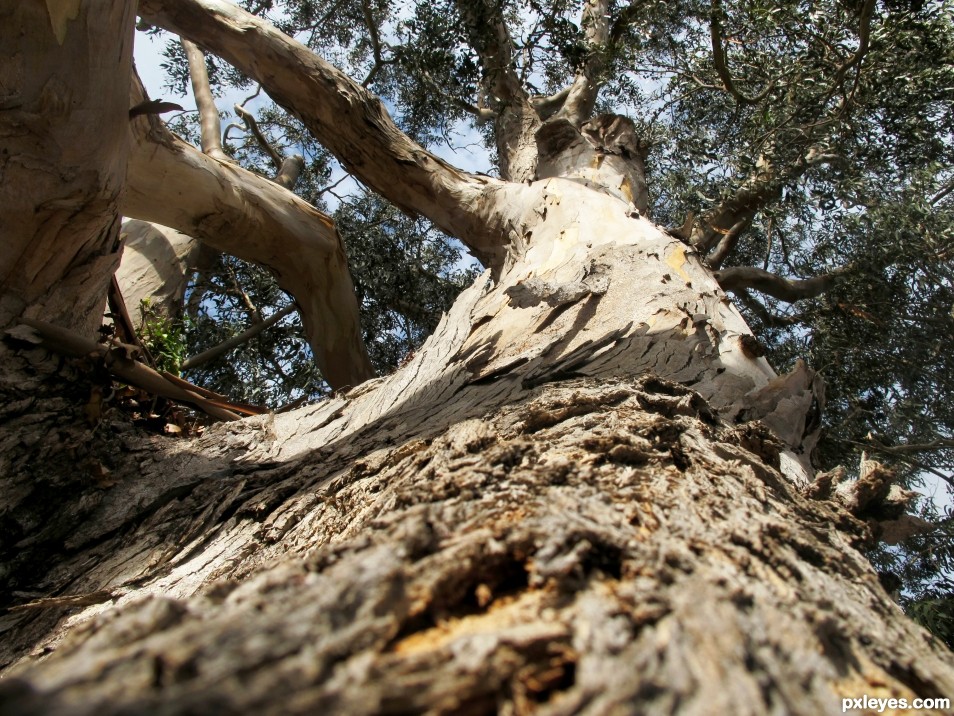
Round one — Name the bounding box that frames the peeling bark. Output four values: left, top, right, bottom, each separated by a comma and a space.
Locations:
1, 2, 951, 712
7, 156, 950, 712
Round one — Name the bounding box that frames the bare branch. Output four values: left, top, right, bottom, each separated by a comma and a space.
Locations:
139, 0, 506, 267
182, 303, 296, 370
234, 103, 283, 171
732, 287, 804, 327
455, 0, 539, 181
18, 318, 242, 421
830, 0, 877, 91
181, 39, 230, 162
693, 144, 841, 253
705, 217, 750, 269
715, 266, 841, 303
360, 0, 387, 87
126, 72, 374, 390
272, 154, 304, 191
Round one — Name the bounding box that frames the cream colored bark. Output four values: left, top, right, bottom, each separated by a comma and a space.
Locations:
115, 221, 203, 327
0, 1, 136, 337
1, 1, 950, 712
137, 0, 508, 268
3, 200, 951, 712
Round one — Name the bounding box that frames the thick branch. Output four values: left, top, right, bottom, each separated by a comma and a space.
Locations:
693, 144, 840, 253
715, 266, 840, 303
555, 0, 611, 126
455, 0, 539, 182
181, 39, 230, 162
139, 0, 506, 267
530, 87, 571, 120
705, 217, 750, 269
125, 77, 374, 390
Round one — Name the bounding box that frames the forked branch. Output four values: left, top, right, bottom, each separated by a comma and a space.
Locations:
125, 73, 374, 389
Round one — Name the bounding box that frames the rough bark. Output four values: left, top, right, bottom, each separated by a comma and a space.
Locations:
4, 166, 951, 713
1, 3, 951, 713
124, 78, 374, 390
0, 1, 136, 336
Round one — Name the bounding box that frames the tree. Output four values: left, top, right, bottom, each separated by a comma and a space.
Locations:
1, 0, 953, 713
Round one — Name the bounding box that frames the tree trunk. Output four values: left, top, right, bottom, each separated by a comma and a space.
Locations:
2, 172, 952, 713
2, 3, 952, 712
115, 221, 206, 327
0, 1, 136, 337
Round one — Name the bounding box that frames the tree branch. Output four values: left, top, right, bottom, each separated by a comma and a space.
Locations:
139, 0, 506, 268
182, 303, 296, 370
715, 266, 841, 303
455, 0, 539, 182
709, 0, 774, 106
530, 87, 571, 120
360, 0, 387, 87
181, 39, 230, 162
705, 217, 750, 269
125, 72, 374, 390
692, 144, 841, 254
234, 102, 283, 171
555, 0, 611, 126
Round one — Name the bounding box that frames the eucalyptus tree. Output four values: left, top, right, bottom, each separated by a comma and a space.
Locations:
2, 0, 954, 713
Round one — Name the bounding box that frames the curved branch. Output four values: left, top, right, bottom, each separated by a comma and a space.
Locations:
715, 266, 841, 303
125, 75, 374, 390
181, 39, 230, 162
139, 0, 506, 268
705, 217, 750, 269
234, 103, 283, 171
709, 0, 774, 106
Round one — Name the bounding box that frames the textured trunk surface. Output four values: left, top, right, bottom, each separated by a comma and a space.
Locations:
2, 175, 952, 714
0, 1, 135, 337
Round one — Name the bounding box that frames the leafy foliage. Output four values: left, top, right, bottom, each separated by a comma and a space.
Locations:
139, 300, 190, 374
